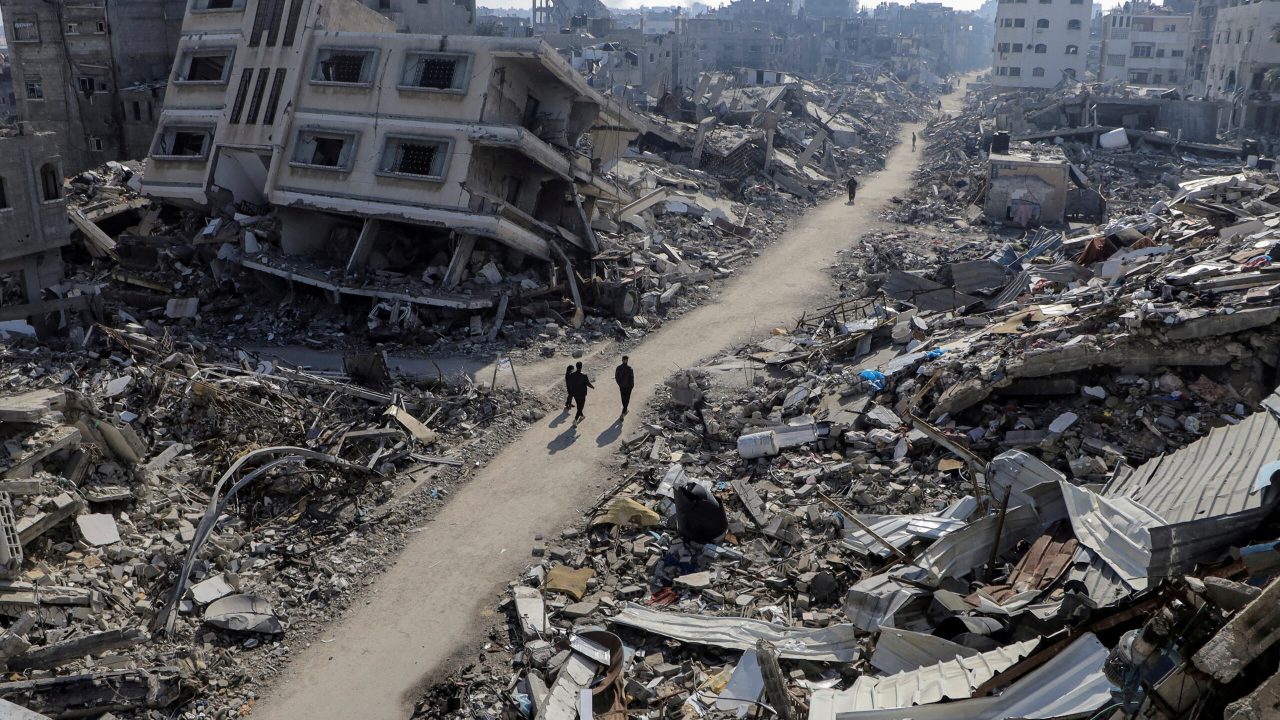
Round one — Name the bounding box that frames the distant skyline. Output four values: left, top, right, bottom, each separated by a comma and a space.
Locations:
480, 0, 1131, 13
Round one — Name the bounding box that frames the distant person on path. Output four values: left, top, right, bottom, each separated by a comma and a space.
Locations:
568, 364, 594, 425
936, 99, 942, 112
847, 176, 859, 205
563, 365, 575, 411
911, 132, 917, 151
615, 356, 635, 416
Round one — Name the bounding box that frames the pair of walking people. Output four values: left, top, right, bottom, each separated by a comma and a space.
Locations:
563, 357, 634, 425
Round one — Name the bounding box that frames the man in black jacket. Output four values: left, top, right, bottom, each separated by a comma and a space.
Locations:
568, 363, 594, 424
615, 356, 635, 416
563, 365, 575, 411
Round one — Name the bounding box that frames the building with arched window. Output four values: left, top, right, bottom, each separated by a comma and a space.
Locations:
1099, 2, 1191, 89
992, 0, 1092, 88
0, 125, 71, 335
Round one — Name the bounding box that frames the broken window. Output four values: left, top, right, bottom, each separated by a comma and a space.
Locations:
1066, 44, 1079, 55
1036, 18, 1049, 28
380, 137, 448, 179
262, 68, 287, 124
78, 77, 97, 95
1034, 43, 1047, 53
1033, 66, 1045, 76
0, 178, 8, 209
1009, 66, 1021, 76
1068, 19, 1082, 29
24, 79, 44, 100
314, 49, 376, 84
401, 52, 469, 91
197, 0, 242, 8
998, 42, 1010, 53
153, 127, 213, 159
179, 51, 233, 83
39, 163, 60, 201
1013, 18, 1025, 27
229, 69, 253, 124
12, 20, 39, 42
292, 130, 356, 169
65, 23, 79, 34
1012, 43, 1023, 52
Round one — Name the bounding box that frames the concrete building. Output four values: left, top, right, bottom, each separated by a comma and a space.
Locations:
1202, 0, 1280, 132
0, 126, 70, 333
985, 144, 1070, 225
992, 0, 1092, 89
0, 51, 14, 125
0, 0, 185, 172
144, 0, 635, 312
1099, 2, 1191, 89
1184, 0, 1218, 95
357, 0, 475, 34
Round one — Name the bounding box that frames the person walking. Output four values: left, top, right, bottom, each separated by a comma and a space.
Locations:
563, 364, 575, 411
911, 132, 916, 151
846, 176, 858, 205
568, 363, 594, 425
615, 356, 635, 416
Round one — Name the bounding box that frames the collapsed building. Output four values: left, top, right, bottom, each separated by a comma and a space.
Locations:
143, 0, 640, 317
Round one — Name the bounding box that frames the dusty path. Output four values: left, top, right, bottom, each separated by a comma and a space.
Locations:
254, 89, 965, 720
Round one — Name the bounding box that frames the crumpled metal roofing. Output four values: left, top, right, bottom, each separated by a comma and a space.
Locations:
842, 497, 977, 559
1104, 392, 1280, 524
809, 637, 1040, 714
610, 604, 860, 662
810, 633, 1112, 720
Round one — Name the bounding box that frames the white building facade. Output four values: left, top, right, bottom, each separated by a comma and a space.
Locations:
1202, 0, 1280, 131
992, 0, 1092, 89
1099, 3, 1191, 88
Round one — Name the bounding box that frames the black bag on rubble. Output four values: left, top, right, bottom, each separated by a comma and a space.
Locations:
674, 482, 728, 544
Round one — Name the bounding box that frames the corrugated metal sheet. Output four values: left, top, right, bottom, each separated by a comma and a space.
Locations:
1104, 394, 1280, 523
810, 633, 1112, 720
1061, 482, 1163, 590
810, 638, 1040, 714
979, 521, 1077, 603
914, 505, 1042, 583
843, 574, 930, 633
950, 260, 1009, 295
986, 270, 1031, 310
883, 271, 982, 312
610, 604, 860, 662
843, 498, 978, 559
871, 628, 978, 675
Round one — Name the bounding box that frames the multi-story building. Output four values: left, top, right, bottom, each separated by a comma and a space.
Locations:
0, 52, 15, 125
1184, 0, 1219, 95
1202, 0, 1280, 132
144, 0, 635, 312
992, 0, 1092, 89
0, 0, 186, 172
1099, 2, 1191, 88
0, 125, 70, 333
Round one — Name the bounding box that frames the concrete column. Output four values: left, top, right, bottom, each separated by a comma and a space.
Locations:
796, 129, 828, 169
442, 235, 477, 290
691, 116, 717, 169
345, 218, 382, 279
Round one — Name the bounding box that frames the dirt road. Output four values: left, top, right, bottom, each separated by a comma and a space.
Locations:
254, 91, 963, 720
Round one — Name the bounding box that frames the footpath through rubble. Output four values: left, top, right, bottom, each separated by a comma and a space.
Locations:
416, 91, 1280, 720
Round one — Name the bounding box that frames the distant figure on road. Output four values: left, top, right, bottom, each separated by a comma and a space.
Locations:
847, 177, 859, 205
615, 356, 635, 416
563, 365, 575, 411
936, 99, 942, 112
911, 132, 917, 151
568, 364, 594, 425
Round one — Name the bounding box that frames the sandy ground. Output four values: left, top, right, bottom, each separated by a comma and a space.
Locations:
252, 87, 967, 720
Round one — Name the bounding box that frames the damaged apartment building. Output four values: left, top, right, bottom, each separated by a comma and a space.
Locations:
0, 0, 186, 173
143, 0, 637, 318
0, 125, 73, 335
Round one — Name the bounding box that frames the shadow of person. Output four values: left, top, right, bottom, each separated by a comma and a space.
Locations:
549, 407, 571, 429
595, 418, 624, 448
547, 425, 579, 455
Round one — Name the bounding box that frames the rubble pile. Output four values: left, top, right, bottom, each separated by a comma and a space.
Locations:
0, 328, 541, 718
418, 168, 1280, 720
